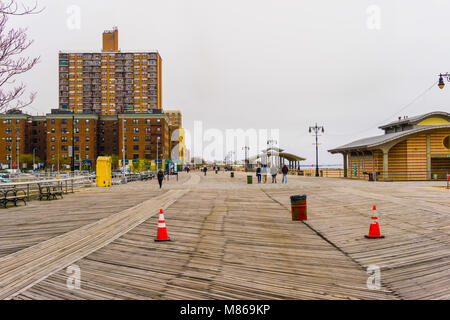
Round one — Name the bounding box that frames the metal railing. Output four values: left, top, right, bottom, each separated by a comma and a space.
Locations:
0, 176, 95, 201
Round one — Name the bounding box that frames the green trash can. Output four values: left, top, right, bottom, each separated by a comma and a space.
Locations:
247, 175, 253, 184
290, 195, 307, 220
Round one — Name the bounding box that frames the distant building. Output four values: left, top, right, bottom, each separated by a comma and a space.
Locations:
0, 110, 29, 169
58, 27, 163, 116
329, 111, 450, 180
0, 109, 170, 170
165, 110, 186, 162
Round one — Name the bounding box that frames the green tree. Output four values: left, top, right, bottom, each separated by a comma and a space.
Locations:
110, 154, 119, 170
48, 154, 71, 170
19, 154, 41, 170
131, 159, 151, 172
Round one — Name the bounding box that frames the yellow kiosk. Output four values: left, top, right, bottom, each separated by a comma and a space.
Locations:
96, 156, 112, 187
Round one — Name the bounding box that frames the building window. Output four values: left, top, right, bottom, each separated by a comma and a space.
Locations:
133, 136, 139, 142
86, 137, 90, 142
133, 145, 139, 150
133, 119, 139, 124
133, 128, 139, 133
61, 119, 68, 125
5, 128, 11, 134
6, 146, 11, 152
86, 146, 90, 151
51, 119, 55, 124
133, 154, 139, 159
51, 137, 55, 142
51, 145, 55, 151
145, 136, 151, 142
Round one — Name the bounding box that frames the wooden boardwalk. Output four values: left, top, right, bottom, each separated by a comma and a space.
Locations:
0, 172, 448, 299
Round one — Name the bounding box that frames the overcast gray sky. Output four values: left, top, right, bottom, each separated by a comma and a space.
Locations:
8, 0, 450, 165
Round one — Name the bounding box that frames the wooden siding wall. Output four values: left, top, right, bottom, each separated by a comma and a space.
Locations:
406, 135, 427, 180
347, 152, 382, 180
388, 141, 407, 181
430, 130, 450, 154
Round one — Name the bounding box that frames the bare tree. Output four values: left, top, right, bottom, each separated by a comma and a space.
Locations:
0, 0, 42, 112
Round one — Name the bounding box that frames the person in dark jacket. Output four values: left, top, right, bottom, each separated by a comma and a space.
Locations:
203, 166, 207, 176
282, 164, 289, 184
256, 166, 262, 183
157, 169, 164, 189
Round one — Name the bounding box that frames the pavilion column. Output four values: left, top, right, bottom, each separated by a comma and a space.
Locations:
426, 134, 431, 180
343, 153, 348, 178
382, 149, 389, 180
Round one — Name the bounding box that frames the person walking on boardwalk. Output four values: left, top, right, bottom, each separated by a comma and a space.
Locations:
270, 164, 278, 183
157, 169, 164, 189
282, 164, 288, 184
262, 165, 268, 183
203, 166, 207, 176
256, 166, 262, 183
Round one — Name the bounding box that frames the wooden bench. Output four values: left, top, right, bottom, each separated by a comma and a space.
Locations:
38, 183, 64, 201
0, 187, 27, 208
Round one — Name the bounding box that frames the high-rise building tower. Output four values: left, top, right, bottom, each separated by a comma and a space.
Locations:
59, 27, 162, 116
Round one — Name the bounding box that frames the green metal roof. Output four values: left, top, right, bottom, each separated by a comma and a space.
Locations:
0, 114, 29, 119
117, 113, 168, 120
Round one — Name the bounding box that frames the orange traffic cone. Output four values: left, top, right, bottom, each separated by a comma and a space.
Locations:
365, 205, 384, 239
155, 209, 170, 241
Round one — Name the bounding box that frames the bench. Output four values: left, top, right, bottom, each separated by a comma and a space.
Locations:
0, 187, 27, 208
38, 183, 64, 200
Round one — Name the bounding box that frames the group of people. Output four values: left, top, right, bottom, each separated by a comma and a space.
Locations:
256, 164, 289, 184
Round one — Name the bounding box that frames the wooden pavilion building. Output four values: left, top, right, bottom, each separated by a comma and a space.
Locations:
249, 147, 306, 170
328, 111, 450, 181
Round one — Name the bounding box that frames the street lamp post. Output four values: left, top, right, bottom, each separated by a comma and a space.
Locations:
33, 148, 36, 171
71, 115, 75, 173
16, 137, 20, 172
157, 136, 161, 171
438, 73, 450, 89
242, 146, 250, 171
122, 118, 126, 174
309, 123, 325, 177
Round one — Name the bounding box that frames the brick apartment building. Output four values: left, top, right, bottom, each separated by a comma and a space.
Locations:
0, 27, 177, 171
58, 27, 162, 116
0, 109, 170, 170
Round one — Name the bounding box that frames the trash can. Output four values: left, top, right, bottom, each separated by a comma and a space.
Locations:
247, 175, 253, 184
290, 195, 307, 220
231, 172, 234, 178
